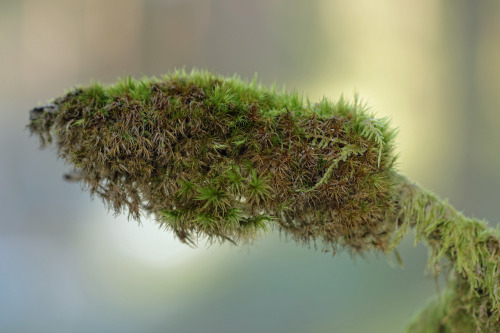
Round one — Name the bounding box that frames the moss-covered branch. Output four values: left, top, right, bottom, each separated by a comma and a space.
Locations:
396, 176, 500, 332
28, 70, 500, 331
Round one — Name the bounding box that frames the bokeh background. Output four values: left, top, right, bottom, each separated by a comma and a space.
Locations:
1, 1, 500, 332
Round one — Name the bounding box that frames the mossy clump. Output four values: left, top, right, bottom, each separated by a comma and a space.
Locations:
28, 70, 500, 331
28, 70, 397, 252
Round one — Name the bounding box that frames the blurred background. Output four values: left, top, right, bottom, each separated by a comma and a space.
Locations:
1, 0, 500, 332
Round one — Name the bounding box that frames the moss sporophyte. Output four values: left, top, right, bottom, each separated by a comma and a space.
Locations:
28, 70, 500, 332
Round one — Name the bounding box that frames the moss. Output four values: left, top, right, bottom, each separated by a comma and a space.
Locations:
28, 69, 500, 331
407, 273, 498, 332
395, 175, 500, 330
28, 69, 397, 253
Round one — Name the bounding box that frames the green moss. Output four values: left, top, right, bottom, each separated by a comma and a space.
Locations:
407, 273, 497, 332
394, 175, 500, 330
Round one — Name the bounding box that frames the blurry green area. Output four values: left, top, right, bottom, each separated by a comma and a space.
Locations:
1, 1, 500, 332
